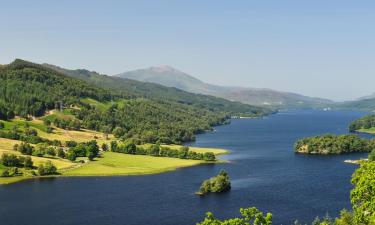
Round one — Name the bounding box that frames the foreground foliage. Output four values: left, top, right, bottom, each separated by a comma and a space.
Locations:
197, 207, 272, 225
351, 162, 375, 224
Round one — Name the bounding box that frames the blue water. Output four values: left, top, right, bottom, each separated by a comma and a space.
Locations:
0, 110, 370, 225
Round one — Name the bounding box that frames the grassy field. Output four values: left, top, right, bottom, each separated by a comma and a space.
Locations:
0, 118, 115, 146
81, 98, 126, 111
358, 128, 375, 134
0, 114, 229, 184
0, 137, 77, 184
63, 152, 207, 176
0, 138, 76, 169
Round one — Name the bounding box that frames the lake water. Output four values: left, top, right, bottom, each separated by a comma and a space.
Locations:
0, 110, 370, 225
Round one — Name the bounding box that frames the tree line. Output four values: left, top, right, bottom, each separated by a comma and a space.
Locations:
110, 140, 216, 161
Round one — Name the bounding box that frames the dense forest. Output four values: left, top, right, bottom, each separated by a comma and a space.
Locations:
0, 59, 271, 144
294, 134, 375, 154
349, 114, 375, 132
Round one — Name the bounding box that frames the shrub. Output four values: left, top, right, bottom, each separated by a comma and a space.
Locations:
38, 161, 57, 176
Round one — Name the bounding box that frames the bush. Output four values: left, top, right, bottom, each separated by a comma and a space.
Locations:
38, 161, 57, 176
66, 150, 77, 161
16, 142, 34, 155
57, 148, 65, 158
24, 156, 33, 169
46, 147, 56, 156
1, 153, 20, 167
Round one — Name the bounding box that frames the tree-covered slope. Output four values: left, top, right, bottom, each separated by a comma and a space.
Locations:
0, 59, 229, 143
43, 64, 273, 117
0, 59, 112, 118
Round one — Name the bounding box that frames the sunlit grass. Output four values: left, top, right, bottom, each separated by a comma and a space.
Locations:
63, 152, 206, 176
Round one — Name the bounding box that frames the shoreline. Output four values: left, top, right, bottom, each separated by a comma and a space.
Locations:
0, 146, 230, 185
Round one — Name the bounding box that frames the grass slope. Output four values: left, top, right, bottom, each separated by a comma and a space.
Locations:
63, 152, 206, 176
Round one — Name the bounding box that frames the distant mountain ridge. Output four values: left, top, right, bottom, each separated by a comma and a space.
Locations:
116, 66, 333, 109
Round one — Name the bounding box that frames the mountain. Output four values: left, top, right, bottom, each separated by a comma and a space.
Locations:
335, 98, 375, 112
116, 66, 333, 109
0, 59, 271, 144
43, 64, 273, 117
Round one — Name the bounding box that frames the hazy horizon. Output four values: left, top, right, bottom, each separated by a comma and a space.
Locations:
1, 0, 375, 101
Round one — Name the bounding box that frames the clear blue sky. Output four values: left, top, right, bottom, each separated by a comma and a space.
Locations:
1, 0, 375, 101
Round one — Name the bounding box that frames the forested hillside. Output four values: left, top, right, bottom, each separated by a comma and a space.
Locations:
43, 64, 272, 117
349, 114, 375, 132
0, 59, 112, 119
0, 59, 269, 144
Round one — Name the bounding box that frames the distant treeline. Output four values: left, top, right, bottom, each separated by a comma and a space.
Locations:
294, 134, 375, 154
110, 140, 216, 161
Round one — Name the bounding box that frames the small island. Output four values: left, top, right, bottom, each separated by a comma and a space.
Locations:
196, 170, 231, 196
294, 134, 375, 154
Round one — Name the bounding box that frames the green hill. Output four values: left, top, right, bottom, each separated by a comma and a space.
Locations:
43, 64, 273, 117
0, 59, 270, 144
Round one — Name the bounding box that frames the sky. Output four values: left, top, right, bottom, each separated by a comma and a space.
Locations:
1, 0, 375, 101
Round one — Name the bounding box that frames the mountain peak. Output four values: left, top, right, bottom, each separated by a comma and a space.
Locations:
149, 65, 176, 72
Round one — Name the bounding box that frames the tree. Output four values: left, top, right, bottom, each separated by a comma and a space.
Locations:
178, 146, 189, 159
113, 127, 125, 138
57, 148, 65, 158
46, 126, 53, 134
203, 152, 216, 161
197, 170, 231, 195
110, 141, 118, 152
38, 161, 57, 176
65, 140, 78, 147
17, 142, 34, 155
46, 147, 56, 156
0, 122, 4, 129
334, 209, 355, 225
350, 162, 375, 224
24, 156, 33, 169
66, 150, 77, 161
148, 144, 160, 156
0, 153, 20, 167
197, 207, 272, 225
85, 140, 99, 159
101, 143, 108, 151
